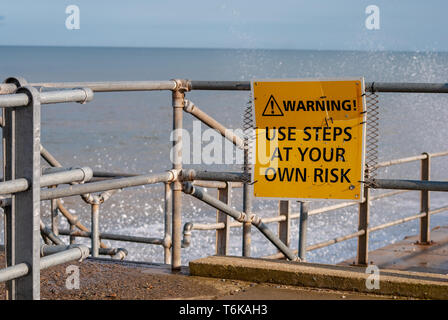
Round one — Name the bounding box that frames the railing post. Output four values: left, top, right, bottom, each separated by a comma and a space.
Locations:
419, 152, 431, 244
216, 183, 232, 255
164, 182, 172, 264
50, 190, 59, 236
356, 187, 370, 266
278, 200, 290, 249
298, 201, 309, 261
4, 84, 41, 300
91, 201, 100, 257
242, 140, 252, 257
69, 221, 76, 245
171, 81, 186, 270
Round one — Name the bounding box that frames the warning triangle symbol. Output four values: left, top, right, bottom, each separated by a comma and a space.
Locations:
262, 95, 284, 116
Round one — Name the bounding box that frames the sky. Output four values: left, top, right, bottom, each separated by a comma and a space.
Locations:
0, 0, 447, 51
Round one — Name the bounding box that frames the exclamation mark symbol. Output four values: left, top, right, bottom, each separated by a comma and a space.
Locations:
353, 99, 357, 111
271, 100, 275, 114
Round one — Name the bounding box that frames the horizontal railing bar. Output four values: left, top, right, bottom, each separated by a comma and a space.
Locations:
0, 94, 29, 107
367, 82, 448, 93
190, 81, 251, 91
58, 229, 164, 245
289, 190, 409, 219
192, 180, 244, 189
190, 81, 448, 93
429, 205, 448, 215
181, 169, 248, 182
40, 171, 175, 200
191, 223, 226, 231
3, 80, 448, 94
261, 215, 287, 224
0, 179, 29, 195
0, 88, 93, 107
181, 190, 411, 232
0, 83, 17, 94
307, 230, 366, 252
0, 245, 89, 283
373, 179, 448, 191
0, 167, 94, 195
92, 171, 139, 178
40, 88, 93, 105
192, 180, 228, 189
375, 155, 427, 168
41, 167, 93, 187
0, 262, 29, 283
369, 213, 426, 233
30, 81, 178, 92
375, 150, 448, 169
266, 204, 448, 259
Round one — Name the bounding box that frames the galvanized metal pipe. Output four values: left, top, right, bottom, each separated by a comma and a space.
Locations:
40, 145, 62, 167
0, 263, 29, 283
420, 153, 431, 244
40, 167, 93, 187
171, 85, 185, 270
373, 179, 448, 191
3, 80, 447, 94
298, 202, 309, 261
181, 169, 247, 182
182, 182, 298, 261
189, 80, 448, 93
0, 245, 89, 283
369, 213, 426, 233
216, 185, 231, 255
0, 88, 93, 108
91, 202, 100, 257
40, 171, 176, 200
40, 244, 76, 256
164, 182, 172, 264
40, 221, 64, 246
0, 167, 93, 196
31, 80, 177, 92
307, 230, 366, 252
39, 245, 90, 270
183, 99, 244, 149
58, 229, 165, 245
357, 187, 370, 265
0, 179, 29, 195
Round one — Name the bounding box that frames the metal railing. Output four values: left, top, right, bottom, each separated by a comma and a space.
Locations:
1, 77, 448, 300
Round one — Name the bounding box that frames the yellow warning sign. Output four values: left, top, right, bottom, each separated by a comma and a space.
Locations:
251, 78, 367, 201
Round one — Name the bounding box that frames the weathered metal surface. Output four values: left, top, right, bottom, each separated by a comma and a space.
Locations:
340, 226, 448, 275
183, 182, 298, 261
216, 185, 231, 255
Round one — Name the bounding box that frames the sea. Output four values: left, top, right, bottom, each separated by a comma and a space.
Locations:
0, 46, 447, 265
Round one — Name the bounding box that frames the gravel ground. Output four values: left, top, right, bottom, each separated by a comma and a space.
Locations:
0, 252, 402, 300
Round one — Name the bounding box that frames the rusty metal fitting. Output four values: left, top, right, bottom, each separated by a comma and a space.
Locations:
74, 87, 94, 104
171, 79, 191, 92
180, 169, 195, 181
236, 212, 247, 223
182, 182, 195, 194
163, 235, 172, 249
167, 169, 180, 182
249, 214, 262, 227
183, 99, 195, 113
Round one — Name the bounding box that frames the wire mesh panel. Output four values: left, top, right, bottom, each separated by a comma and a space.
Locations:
364, 91, 380, 186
